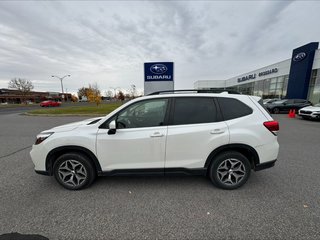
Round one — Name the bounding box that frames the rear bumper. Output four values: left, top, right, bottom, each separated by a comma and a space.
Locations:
255, 160, 276, 171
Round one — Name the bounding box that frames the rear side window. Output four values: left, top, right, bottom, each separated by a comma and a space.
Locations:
294, 99, 306, 103
217, 97, 253, 120
172, 97, 217, 125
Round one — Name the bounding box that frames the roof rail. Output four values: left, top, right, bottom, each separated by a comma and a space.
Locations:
147, 89, 240, 95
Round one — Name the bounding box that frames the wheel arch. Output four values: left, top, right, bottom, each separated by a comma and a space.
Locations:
46, 146, 102, 176
204, 144, 260, 171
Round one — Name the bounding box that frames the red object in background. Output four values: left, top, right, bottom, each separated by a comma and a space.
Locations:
288, 109, 296, 118
40, 100, 61, 107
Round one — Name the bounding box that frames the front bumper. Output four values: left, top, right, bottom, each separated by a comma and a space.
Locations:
298, 112, 320, 119
30, 144, 49, 172
255, 160, 276, 171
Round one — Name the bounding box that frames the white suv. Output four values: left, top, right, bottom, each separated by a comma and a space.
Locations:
30, 92, 279, 190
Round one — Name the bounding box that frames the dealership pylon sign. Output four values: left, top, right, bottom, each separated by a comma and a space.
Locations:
144, 62, 174, 95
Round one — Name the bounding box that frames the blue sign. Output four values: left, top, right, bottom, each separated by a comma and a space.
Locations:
287, 42, 318, 99
144, 62, 174, 82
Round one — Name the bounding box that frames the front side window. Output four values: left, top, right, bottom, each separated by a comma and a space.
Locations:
115, 99, 168, 129
172, 97, 217, 125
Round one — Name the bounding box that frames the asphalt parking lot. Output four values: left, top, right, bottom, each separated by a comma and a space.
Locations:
0, 112, 319, 240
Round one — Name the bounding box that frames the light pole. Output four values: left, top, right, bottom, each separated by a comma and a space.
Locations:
51, 75, 70, 101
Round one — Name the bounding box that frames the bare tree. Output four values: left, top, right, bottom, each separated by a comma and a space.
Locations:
8, 78, 34, 104
105, 90, 114, 99
117, 90, 125, 101
130, 84, 136, 98
77, 87, 90, 100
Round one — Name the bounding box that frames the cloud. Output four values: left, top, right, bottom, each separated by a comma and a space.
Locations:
0, 1, 319, 93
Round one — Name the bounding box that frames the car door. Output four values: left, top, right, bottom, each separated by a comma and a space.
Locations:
96, 98, 169, 171
294, 99, 310, 110
283, 99, 294, 111
165, 97, 229, 169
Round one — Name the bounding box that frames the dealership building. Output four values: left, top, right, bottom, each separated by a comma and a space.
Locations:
194, 42, 320, 104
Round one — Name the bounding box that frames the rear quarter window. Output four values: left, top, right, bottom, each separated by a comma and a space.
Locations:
217, 97, 253, 120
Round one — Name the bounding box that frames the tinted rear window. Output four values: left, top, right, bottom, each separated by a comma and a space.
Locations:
294, 99, 306, 103
172, 97, 217, 125
217, 97, 253, 120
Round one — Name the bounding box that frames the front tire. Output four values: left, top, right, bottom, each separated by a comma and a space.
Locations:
209, 151, 251, 190
53, 153, 96, 190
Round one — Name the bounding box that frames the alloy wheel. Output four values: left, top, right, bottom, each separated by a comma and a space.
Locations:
58, 160, 87, 187
217, 158, 246, 186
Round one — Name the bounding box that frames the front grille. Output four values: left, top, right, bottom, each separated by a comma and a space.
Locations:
300, 110, 312, 114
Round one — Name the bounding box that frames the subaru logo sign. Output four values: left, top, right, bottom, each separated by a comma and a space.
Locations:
293, 52, 307, 62
144, 62, 173, 82
150, 64, 168, 74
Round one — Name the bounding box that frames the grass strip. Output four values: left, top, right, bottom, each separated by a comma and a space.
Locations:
27, 103, 122, 115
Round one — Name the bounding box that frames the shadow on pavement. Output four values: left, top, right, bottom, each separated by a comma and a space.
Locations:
0, 233, 48, 240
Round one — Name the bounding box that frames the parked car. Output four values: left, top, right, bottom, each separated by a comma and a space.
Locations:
30, 91, 279, 190
263, 98, 281, 105
265, 99, 312, 114
40, 100, 61, 107
298, 103, 320, 120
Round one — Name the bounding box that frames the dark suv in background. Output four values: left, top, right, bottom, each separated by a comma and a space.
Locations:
265, 99, 312, 114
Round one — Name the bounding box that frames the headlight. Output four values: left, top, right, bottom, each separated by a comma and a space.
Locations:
35, 132, 54, 145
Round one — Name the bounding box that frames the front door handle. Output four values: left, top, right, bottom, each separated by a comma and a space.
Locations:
150, 132, 164, 138
210, 129, 225, 134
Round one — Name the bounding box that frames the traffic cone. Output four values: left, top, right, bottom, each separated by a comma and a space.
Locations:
288, 109, 293, 118
292, 109, 296, 118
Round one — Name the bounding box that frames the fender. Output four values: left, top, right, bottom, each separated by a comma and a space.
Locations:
46, 146, 102, 175
204, 144, 260, 169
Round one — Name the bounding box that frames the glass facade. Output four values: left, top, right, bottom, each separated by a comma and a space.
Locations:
224, 71, 319, 103
226, 75, 290, 99
308, 69, 320, 104
206, 68, 320, 104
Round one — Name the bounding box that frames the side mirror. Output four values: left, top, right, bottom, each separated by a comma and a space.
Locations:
108, 120, 116, 135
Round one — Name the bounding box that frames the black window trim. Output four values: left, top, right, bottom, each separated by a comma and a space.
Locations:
99, 97, 171, 129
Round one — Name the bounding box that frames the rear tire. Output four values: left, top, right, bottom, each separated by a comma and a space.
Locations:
273, 108, 280, 114
53, 153, 96, 190
209, 151, 251, 190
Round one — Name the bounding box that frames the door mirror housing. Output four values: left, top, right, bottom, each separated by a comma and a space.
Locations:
108, 120, 116, 135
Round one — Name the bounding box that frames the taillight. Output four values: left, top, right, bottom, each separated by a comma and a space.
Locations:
263, 121, 279, 135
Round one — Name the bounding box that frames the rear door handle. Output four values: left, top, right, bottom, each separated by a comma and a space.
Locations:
210, 129, 225, 134
150, 132, 164, 138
